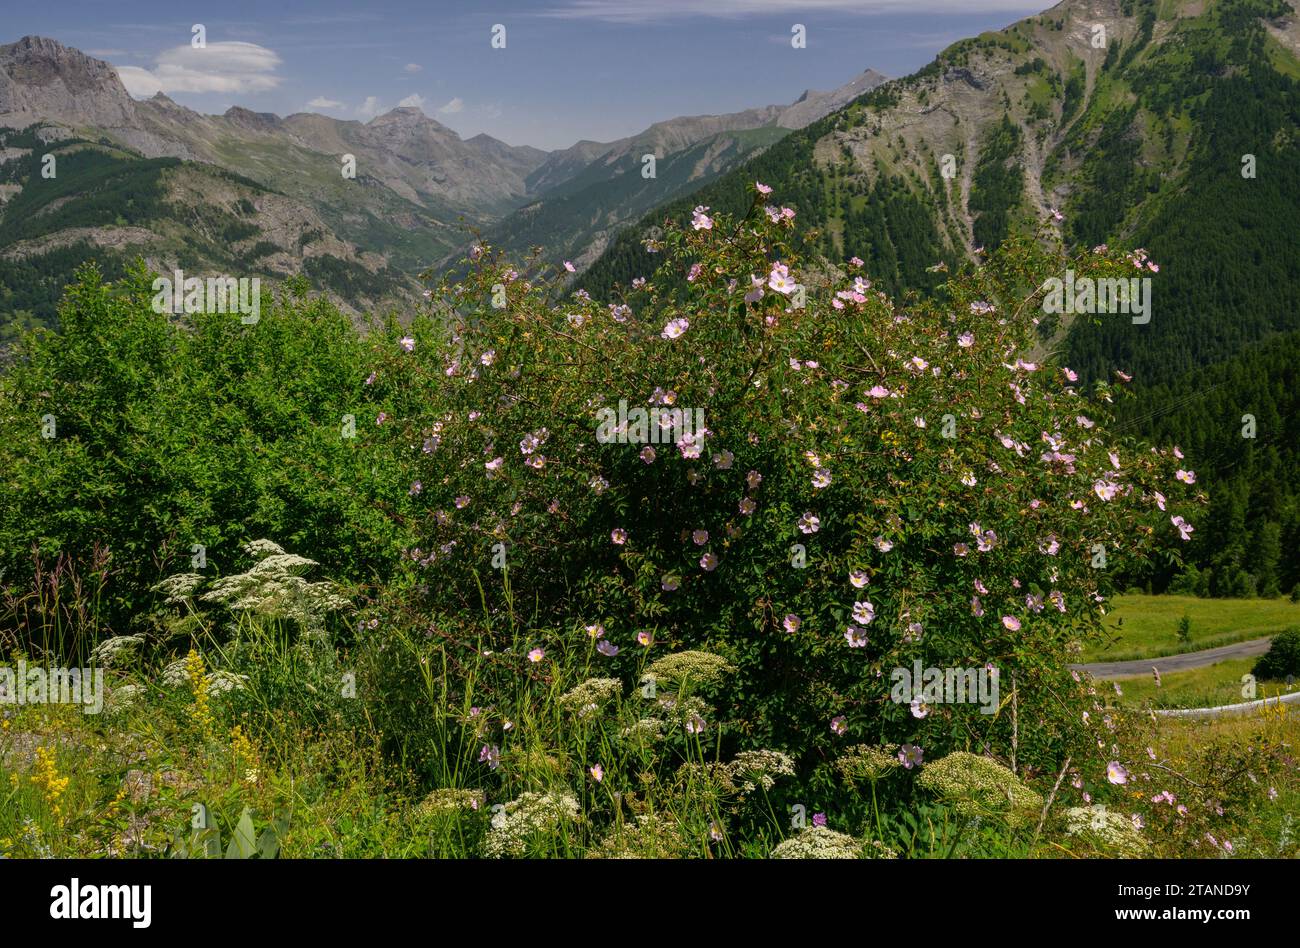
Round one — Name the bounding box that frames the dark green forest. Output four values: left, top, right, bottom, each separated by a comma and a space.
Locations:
1060, 0, 1300, 596
1112, 329, 1300, 598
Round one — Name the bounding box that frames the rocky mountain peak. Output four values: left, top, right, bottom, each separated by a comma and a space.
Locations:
370, 105, 433, 126
224, 105, 283, 132
0, 35, 137, 129
774, 67, 889, 129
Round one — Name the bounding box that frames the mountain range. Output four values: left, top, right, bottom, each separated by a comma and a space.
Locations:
0, 33, 884, 326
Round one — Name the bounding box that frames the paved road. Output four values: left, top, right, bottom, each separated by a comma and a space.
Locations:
1071, 636, 1275, 680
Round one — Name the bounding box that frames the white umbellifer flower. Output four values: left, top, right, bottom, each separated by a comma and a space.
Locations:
482, 790, 581, 858
770, 826, 896, 859
205, 670, 249, 696
105, 683, 144, 713
1063, 805, 1149, 856
415, 788, 486, 818
154, 573, 204, 605
558, 678, 623, 717
644, 651, 735, 688
159, 661, 247, 697
90, 635, 146, 668
726, 750, 796, 793
243, 539, 286, 559
619, 717, 666, 741
161, 658, 190, 688
197, 541, 349, 623
249, 553, 319, 575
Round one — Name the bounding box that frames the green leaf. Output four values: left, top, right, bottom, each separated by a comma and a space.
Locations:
202, 828, 222, 859
227, 808, 257, 859
256, 826, 281, 860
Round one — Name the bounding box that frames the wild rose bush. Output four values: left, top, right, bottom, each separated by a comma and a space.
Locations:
361, 186, 1202, 777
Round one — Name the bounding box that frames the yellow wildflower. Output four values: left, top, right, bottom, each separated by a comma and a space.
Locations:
230, 724, 258, 772
32, 746, 71, 820
185, 649, 215, 738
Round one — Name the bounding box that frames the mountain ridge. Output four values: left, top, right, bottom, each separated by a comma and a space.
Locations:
0, 33, 892, 290
474, 67, 891, 270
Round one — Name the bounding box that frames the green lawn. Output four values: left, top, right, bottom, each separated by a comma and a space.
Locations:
1081, 595, 1300, 663
1114, 657, 1296, 710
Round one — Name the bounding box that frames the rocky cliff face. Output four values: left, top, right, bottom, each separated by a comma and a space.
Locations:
0, 36, 138, 129
333, 106, 549, 212
776, 68, 891, 129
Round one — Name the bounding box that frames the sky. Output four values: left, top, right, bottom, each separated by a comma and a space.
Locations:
5, 0, 1053, 150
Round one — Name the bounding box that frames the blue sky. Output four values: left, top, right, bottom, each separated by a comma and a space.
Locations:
6, 0, 1052, 150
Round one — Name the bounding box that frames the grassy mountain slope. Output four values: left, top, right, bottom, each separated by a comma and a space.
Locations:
480, 125, 792, 271
0, 125, 415, 338
576, 0, 1300, 597
582, 0, 1298, 333
472, 70, 889, 272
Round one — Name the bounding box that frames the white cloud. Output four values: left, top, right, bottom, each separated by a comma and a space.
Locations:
404, 63, 423, 73
307, 96, 344, 109
357, 96, 384, 119
116, 42, 282, 97
116, 66, 163, 97
540, 0, 1046, 22
398, 93, 426, 109
437, 97, 464, 115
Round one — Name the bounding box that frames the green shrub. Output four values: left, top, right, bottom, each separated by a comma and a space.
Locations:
361, 186, 1196, 776
0, 263, 410, 647
1253, 627, 1300, 679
